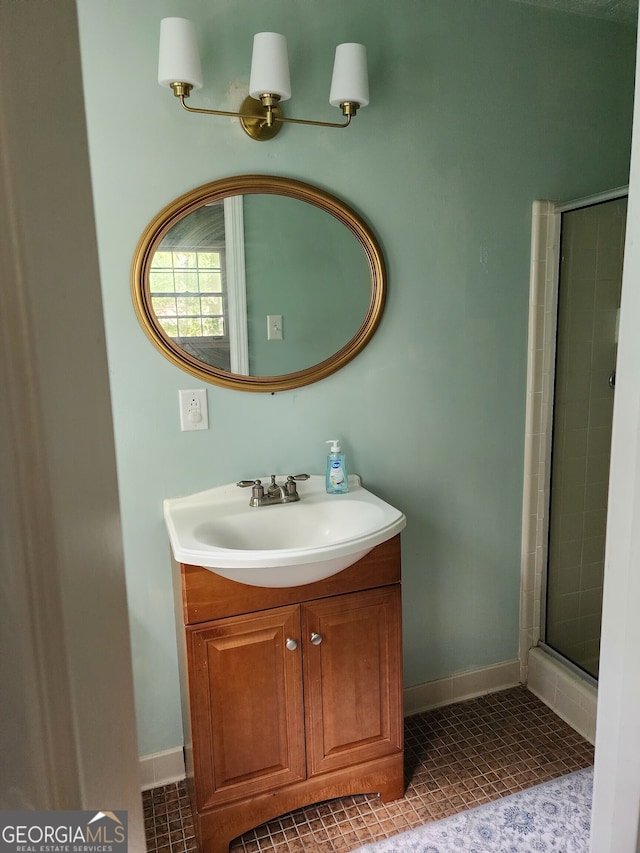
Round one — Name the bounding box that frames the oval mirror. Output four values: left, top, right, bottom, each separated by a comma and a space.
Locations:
131, 175, 386, 392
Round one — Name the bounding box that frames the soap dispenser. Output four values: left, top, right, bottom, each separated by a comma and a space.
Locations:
325, 439, 349, 494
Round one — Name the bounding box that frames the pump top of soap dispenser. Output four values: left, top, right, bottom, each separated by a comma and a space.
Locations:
326, 439, 341, 453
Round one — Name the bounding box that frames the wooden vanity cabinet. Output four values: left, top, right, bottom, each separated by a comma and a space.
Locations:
173, 535, 404, 853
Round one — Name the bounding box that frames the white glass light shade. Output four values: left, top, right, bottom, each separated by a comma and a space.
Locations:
329, 43, 369, 107
158, 18, 203, 90
249, 33, 291, 101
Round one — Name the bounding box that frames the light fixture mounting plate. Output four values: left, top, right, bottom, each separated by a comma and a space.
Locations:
239, 96, 283, 141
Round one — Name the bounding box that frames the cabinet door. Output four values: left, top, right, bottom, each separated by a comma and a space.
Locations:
302, 585, 403, 777
188, 605, 305, 809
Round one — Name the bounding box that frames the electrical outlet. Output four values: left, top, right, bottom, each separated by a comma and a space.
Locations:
179, 389, 209, 431
267, 314, 283, 340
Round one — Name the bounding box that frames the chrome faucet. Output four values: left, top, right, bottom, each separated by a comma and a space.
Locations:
237, 474, 310, 507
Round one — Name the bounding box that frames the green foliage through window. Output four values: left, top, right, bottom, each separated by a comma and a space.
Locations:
150, 250, 227, 339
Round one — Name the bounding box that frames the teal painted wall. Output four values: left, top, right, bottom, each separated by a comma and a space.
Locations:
76, 0, 635, 757
243, 194, 370, 375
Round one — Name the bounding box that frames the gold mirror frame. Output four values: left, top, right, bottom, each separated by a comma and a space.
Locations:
131, 175, 386, 392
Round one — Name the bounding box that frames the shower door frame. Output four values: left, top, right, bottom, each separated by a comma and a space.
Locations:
519, 186, 628, 690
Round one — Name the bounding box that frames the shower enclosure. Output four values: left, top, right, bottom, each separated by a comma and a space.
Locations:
521, 189, 627, 738
542, 195, 627, 680
543, 197, 627, 678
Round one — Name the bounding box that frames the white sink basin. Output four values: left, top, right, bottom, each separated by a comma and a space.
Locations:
163, 474, 406, 587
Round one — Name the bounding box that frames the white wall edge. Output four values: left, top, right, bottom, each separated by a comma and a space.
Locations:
519, 200, 561, 684
224, 194, 249, 375
590, 21, 640, 848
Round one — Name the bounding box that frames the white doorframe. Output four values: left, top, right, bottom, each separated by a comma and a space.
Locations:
589, 23, 640, 853
224, 195, 250, 375
0, 2, 144, 846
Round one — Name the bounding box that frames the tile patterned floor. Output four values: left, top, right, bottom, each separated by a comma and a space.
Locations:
143, 686, 594, 853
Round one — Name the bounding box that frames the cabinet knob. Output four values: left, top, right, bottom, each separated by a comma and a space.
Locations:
286, 637, 298, 651
310, 632, 323, 646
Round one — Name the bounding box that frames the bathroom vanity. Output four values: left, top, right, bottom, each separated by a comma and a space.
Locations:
173, 535, 404, 853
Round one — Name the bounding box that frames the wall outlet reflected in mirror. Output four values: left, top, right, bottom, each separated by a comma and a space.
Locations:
267, 314, 283, 340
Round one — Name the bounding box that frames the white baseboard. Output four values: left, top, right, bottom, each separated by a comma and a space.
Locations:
139, 747, 186, 791
139, 659, 522, 791
403, 659, 521, 716
527, 647, 597, 744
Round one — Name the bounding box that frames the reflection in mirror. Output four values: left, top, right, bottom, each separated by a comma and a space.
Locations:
244, 194, 371, 376
151, 201, 232, 371
132, 176, 386, 392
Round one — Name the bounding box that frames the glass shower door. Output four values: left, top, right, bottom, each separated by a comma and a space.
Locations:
545, 196, 627, 679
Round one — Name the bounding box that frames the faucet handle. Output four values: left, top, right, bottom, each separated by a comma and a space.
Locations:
285, 474, 310, 499
237, 478, 265, 506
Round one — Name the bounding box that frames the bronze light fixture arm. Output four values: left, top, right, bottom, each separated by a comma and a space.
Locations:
173, 83, 355, 140
275, 111, 354, 129
176, 92, 258, 121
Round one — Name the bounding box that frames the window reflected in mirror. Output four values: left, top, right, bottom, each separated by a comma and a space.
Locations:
151, 202, 231, 372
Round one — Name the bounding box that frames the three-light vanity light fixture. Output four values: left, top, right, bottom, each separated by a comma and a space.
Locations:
158, 18, 369, 141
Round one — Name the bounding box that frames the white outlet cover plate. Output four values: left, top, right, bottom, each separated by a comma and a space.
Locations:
267, 314, 283, 340
179, 389, 209, 431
